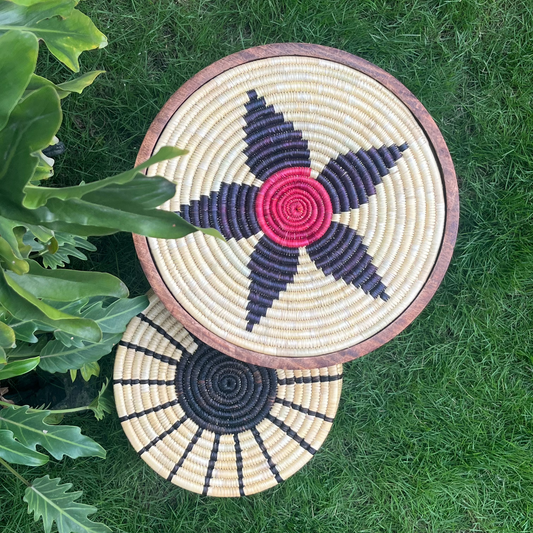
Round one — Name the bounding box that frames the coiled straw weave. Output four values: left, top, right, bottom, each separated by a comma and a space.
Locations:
146, 55, 446, 358
114, 292, 343, 496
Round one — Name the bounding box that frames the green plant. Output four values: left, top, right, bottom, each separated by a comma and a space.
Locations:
0, 1, 221, 531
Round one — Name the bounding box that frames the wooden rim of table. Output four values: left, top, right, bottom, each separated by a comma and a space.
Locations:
133, 43, 459, 370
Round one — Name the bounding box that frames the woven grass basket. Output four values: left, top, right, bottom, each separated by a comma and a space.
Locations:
134, 44, 459, 369
114, 292, 342, 496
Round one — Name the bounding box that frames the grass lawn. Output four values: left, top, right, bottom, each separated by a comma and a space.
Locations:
2, 0, 533, 531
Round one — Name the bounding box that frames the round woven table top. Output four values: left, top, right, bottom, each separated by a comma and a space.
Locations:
114, 292, 342, 497
134, 43, 459, 369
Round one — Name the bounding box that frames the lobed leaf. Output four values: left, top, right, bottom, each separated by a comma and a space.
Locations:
24, 475, 111, 533
8, 319, 45, 343
0, 0, 75, 31
80, 295, 148, 333
79, 361, 99, 382
0, 30, 38, 130
0, 405, 106, 460
41, 233, 96, 269
0, 269, 102, 343
51, 295, 147, 348
0, 428, 48, 466
32, 9, 107, 72
38, 332, 121, 373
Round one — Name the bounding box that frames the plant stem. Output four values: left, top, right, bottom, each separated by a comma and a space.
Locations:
0, 457, 31, 487
0, 399, 89, 414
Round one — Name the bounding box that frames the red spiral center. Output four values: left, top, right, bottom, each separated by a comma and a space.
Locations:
255, 167, 333, 248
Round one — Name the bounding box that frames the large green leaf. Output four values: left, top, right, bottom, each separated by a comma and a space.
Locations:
6, 260, 129, 300
0, 429, 48, 466
54, 295, 147, 348
24, 475, 111, 533
4, 336, 46, 357
39, 332, 121, 373
0, 86, 62, 203
80, 295, 148, 333
42, 195, 223, 239
0, 355, 39, 379
0, 405, 105, 460
0, 0, 75, 30
0, 89, 220, 239
8, 319, 44, 342
0, 30, 38, 130
32, 9, 107, 72
25, 70, 105, 99
0, 270, 101, 343
9, 0, 61, 6
82, 174, 176, 210
23, 146, 186, 208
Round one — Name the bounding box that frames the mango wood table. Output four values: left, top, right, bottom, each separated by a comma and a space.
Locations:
133, 43, 459, 370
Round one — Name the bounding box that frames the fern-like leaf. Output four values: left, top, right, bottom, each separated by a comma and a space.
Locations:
0, 406, 105, 460
24, 475, 111, 533
0, 429, 48, 466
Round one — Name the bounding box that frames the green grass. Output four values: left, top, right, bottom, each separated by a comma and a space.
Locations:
2, 0, 533, 531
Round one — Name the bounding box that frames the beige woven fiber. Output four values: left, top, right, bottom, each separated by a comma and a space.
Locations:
114, 292, 343, 496
146, 55, 446, 357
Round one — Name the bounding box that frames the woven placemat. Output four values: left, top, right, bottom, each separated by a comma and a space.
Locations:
143, 51, 447, 360
114, 292, 343, 497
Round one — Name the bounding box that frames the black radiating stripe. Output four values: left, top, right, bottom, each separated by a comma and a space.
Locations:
306, 223, 389, 301
234, 433, 245, 497
118, 340, 179, 366
138, 414, 188, 455
202, 433, 221, 496
118, 398, 180, 423
277, 373, 343, 386
113, 378, 175, 386
138, 314, 193, 355
265, 413, 317, 455
242, 90, 310, 182
251, 426, 283, 483
274, 398, 335, 423
245, 235, 300, 331
167, 427, 203, 482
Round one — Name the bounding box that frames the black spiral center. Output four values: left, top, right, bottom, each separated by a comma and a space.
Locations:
175, 343, 278, 434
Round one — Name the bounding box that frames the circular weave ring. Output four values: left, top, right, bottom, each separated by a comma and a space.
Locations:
114, 292, 343, 497
137, 45, 456, 366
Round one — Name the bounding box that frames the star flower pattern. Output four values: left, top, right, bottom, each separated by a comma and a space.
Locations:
176, 90, 408, 333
